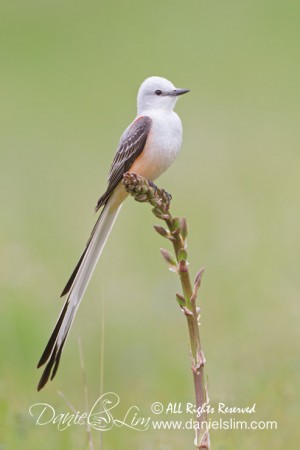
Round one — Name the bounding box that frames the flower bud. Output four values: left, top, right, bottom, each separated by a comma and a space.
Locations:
134, 193, 148, 202
180, 217, 188, 240
153, 225, 169, 237
160, 248, 177, 266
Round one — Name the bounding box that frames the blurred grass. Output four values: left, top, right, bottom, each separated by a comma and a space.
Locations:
1, 0, 299, 448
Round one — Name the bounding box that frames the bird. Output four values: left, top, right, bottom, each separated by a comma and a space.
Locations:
37, 76, 190, 390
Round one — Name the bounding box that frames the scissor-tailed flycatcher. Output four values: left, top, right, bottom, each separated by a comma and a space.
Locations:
37, 76, 190, 390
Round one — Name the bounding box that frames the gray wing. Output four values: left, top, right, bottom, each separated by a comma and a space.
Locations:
95, 115, 152, 212
60, 115, 152, 298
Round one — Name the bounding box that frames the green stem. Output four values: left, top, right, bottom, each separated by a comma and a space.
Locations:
165, 217, 207, 443
123, 173, 210, 449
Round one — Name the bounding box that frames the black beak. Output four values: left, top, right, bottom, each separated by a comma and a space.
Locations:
172, 88, 190, 96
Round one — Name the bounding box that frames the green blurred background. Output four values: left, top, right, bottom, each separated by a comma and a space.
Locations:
1, 0, 299, 448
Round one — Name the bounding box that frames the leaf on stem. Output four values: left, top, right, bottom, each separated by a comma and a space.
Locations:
191, 268, 205, 302
177, 248, 188, 262
170, 216, 180, 235
176, 292, 186, 307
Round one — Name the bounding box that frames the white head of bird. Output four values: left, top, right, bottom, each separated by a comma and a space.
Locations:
137, 76, 190, 115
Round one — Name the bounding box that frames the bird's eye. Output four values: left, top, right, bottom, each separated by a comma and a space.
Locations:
155, 90, 162, 96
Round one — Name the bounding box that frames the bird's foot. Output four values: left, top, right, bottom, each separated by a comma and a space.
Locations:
148, 180, 158, 194
161, 189, 172, 204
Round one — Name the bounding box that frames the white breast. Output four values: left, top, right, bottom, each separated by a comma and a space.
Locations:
142, 110, 183, 180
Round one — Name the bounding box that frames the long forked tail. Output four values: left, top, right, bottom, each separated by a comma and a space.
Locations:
37, 197, 122, 391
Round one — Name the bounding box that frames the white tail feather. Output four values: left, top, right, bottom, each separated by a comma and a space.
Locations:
37, 197, 122, 390
58, 200, 122, 346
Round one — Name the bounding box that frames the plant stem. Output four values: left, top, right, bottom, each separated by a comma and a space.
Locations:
123, 173, 210, 449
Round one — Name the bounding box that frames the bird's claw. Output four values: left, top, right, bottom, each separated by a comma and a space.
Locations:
162, 189, 172, 203
148, 180, 158, 193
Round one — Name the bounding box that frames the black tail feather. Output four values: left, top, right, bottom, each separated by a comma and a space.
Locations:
37, 205, 106, 391
60, 250, 87, 297
37, 300, 69, 369
60, 211, 103, 298
51, 337, 67, 380
37, 346, 57, 391
37, 331, 68, 391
